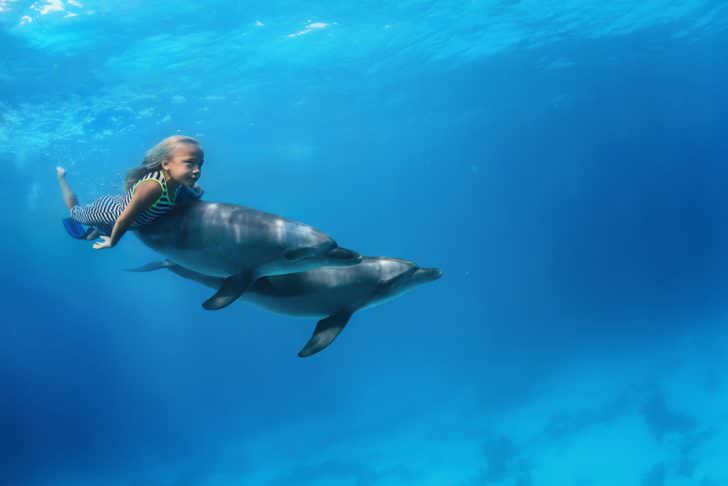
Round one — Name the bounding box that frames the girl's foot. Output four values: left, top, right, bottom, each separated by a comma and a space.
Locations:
56, 166, 67, 179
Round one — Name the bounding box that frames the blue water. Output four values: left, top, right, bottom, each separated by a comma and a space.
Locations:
2, 1, 728, 484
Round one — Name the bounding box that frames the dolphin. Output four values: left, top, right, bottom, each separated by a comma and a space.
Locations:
128, 257, 442, 357
135, 200, 361, 310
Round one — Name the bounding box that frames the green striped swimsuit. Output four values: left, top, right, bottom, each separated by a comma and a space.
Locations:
70, 170, 183, 234
125, 170, 181, 228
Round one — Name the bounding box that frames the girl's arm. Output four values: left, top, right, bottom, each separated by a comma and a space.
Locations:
93, 181, 162, 250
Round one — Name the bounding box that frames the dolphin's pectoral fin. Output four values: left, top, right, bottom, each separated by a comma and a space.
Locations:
298, 310, 353, 358
202, 270, 256, 310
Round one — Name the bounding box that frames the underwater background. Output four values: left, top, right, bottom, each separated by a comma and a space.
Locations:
2, 0, 728, 485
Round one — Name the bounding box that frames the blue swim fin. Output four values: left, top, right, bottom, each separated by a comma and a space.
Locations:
62, 218, 94, 240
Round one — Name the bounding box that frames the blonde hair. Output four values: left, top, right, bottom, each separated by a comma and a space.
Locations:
124, 135, 201, 191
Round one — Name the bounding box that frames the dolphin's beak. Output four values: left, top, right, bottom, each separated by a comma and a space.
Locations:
414, 267, 442, 282
328, 247, 362, 263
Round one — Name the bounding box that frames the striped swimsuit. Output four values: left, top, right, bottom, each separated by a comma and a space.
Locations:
70, 171, 187, 235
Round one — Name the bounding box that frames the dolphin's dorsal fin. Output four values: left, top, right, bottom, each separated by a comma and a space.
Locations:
298, 310, 353, 358
202, 270, 256, 310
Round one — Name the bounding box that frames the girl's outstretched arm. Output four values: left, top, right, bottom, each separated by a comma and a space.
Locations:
93, 181, 162, 250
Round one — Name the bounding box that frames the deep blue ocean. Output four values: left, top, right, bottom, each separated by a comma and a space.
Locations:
2, 1, 728, 485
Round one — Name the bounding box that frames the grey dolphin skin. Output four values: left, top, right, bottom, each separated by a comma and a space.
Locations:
135, 200, 361, 310
129, 257, 442, 357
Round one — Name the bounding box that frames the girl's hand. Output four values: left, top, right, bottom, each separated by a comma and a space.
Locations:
92, 236, 114, 250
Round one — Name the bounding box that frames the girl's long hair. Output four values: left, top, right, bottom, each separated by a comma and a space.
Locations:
124, 135, 200, 191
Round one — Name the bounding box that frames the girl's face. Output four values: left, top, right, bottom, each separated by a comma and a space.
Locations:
163, 143, 204, 187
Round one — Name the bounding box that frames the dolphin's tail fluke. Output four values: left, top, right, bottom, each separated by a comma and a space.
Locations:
125, 260, 173, 272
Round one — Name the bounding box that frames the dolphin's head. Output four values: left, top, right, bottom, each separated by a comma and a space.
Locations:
373, 258, 442, 301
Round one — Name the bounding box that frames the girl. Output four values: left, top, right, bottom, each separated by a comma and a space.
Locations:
57, 135, 205, 250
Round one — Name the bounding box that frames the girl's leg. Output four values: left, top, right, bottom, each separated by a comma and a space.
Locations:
56, 166, 79, 210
